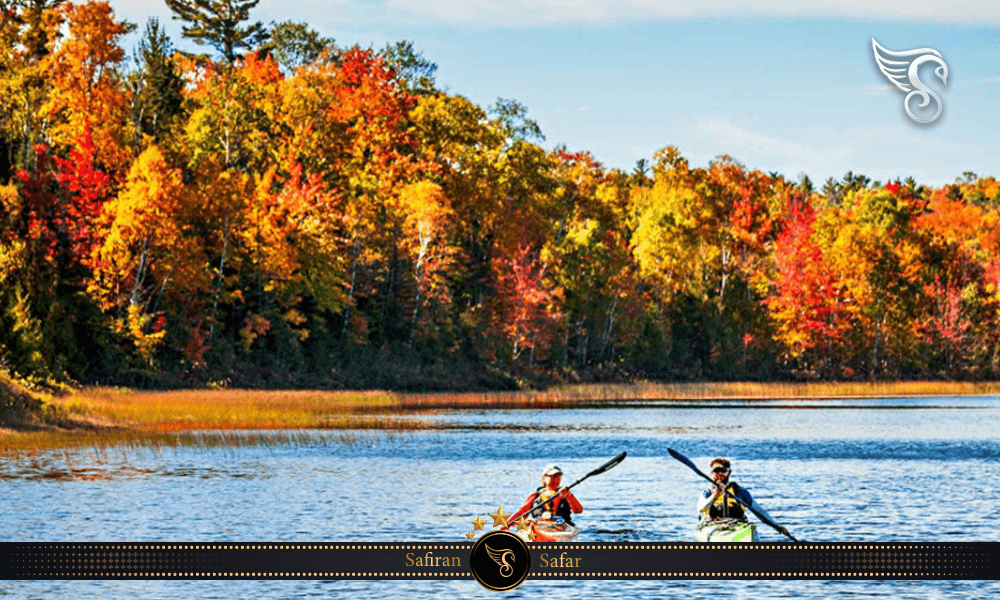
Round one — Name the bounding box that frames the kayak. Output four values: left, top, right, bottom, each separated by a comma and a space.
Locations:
696, 519, 759, 542
515, 518, 580, 542
535, 518, 579, 541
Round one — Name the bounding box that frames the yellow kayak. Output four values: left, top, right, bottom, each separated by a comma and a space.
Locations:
696, 518, 759, 542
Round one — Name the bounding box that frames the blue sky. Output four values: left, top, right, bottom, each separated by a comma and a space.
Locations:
107, 1, 1000, 186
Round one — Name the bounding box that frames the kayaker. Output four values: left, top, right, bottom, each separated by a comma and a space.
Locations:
516, 464, 583, 525
698, 457, 791, 537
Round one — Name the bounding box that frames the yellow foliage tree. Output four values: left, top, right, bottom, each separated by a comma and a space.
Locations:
398, 180, 456, 332
91, 146, 206, 362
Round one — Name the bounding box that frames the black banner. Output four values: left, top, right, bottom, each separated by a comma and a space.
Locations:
2, 543, 998, 580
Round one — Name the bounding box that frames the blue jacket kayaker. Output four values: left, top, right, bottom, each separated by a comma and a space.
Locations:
515, 464, 584, 525
698, 457, 751, 521
698, 457, 790, 537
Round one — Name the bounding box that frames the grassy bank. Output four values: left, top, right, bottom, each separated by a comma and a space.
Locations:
401, 380, 1000, 407
0, 387, 432, 453
1, 370, 47, 427
3, 380, 999, 453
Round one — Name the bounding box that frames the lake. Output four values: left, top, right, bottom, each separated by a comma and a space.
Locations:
2, 396, 998, 598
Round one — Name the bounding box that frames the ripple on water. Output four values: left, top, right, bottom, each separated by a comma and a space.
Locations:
1, 578, 997, 599
2, 399, 998, 598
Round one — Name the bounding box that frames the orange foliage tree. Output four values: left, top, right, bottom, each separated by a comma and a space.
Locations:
43, 1, 133, 179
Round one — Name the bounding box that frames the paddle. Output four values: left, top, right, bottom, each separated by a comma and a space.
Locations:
667, 447, 800, 542
507, 452, 627, 526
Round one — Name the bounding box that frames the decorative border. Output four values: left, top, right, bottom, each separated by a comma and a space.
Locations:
2, 543, 997, 580
524, 543, 997, 579
2, 544, 473, 579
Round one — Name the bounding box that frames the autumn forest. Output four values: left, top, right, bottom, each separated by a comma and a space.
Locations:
2, 0, 1000, 392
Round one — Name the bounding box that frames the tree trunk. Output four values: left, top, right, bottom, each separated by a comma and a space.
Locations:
209, 210, 230, 337
342, 238, 360, 339
603, 296, 618, 362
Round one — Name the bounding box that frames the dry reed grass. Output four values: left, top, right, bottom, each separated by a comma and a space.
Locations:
399, 380, 1000, 407
3, 380, 998, 452
58, 388, 400, 430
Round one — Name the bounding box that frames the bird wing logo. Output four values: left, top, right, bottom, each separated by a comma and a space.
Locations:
872, 38, 949, 123
485, 543, 515, 578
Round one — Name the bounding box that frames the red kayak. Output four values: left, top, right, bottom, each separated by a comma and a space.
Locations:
515, 518, 579, 542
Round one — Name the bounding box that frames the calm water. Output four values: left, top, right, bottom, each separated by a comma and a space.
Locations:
2, 396, 999, 598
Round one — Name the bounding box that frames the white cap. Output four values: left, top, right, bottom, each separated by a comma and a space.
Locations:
542, 464, 563, 477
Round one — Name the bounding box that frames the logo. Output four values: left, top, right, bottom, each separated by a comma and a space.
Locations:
469, 530, 531, 591
872, 38, 949, 124
486, 543, 515, 577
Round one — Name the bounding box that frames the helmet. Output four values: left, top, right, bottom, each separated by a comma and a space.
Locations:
541, 464, 563, 481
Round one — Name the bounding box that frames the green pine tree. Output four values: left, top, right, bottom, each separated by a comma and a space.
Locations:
164, 0, 268, 64
129, 18, 186, 146
379, 40, 437, 95
264, 20, 335, 72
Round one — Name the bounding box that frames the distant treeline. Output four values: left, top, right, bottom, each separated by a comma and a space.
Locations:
2, 1, 1000, 390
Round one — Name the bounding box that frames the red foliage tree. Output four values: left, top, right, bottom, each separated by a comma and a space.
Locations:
52, 120, 111, 269
765, 199, 850, 373
494, 242, 561, 363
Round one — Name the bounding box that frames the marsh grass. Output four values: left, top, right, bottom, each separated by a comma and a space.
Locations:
58, 388, 402, 429
399, 380, 1000, 408
0, 423, 408, 454
3, 380, 999, 453
1, 388, 422, 453
556, 380, 1000, 400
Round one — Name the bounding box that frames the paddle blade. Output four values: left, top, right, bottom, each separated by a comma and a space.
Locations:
667, 447, 698, 471
564, 452, 628, 493
590, 452, 627, 476
668, 447, 715, 485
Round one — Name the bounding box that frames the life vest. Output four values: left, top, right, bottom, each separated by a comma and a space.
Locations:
708, 482, 747, 521
530, 486, 574, 523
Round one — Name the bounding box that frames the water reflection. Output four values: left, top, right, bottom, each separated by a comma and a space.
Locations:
0, 575, 994, 599
3, 397, 998, 598
0, 463, 155, 482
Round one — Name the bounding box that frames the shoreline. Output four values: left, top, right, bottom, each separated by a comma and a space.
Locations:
3, 380, 999, 452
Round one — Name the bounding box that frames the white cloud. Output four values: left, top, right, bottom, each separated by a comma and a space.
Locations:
692, 117, 820, 173
106, 0, 1000, 37
684, 117, 987, 186
811, 122, 985, 184
385, 0, 1000, 26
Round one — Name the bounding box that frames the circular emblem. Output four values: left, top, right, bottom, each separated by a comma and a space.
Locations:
469, 530, 531, 591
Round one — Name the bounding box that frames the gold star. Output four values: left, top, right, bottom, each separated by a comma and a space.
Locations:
527, 529, 537, 542
488, 506, 511, 529
513, 516, 531, 532
465, 531, 475, 540
471, 516, 487, 531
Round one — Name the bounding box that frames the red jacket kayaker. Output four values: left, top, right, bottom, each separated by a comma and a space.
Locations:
516, 464, 583, 525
